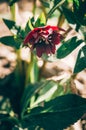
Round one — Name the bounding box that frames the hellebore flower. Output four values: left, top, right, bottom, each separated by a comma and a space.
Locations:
24, 25, 64, 57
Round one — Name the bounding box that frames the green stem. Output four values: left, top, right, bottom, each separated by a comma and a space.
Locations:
41, 3, 47, 18
15, 50, 22, 85
10, 4, 16, 21
33, 0, 36, 15
57, 14, 65, 27
29, 53, 35, 84
25, 53, 38, 85
47, 0, 65, 19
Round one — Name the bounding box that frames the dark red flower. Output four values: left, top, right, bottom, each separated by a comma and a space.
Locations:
24, 25, 64, 57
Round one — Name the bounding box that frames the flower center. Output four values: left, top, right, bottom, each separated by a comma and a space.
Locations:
38, 34, 53, 45
48, 35, 52, 42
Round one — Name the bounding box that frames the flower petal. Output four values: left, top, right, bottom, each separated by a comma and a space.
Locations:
24, 25, 64, 57
45, 45, 51, 54
24, 28, 41, 44
36, 44, 45, 57
43, 25, 58, 31
50, 45, 56, 54
52, 31, 62, 45
24, 31, 34, 44
50, 44, 56, 54
50, 26, 59, 30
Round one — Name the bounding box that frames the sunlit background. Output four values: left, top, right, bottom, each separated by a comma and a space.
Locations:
0, 0, 86, 130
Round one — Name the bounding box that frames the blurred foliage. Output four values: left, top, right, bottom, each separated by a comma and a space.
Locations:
0, 0, 86, 130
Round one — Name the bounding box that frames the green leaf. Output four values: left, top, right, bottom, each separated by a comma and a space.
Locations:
74, 45, 86, 73
62, 7, 76, 24
0, 97, 12, 113
62, 6, 81, 31
54, 0, 61, 5
0, 36, 21, 49
64, 0, 86, 28
57, 37, 83, 59
31, 81, 58, 107
0, 113, 9, 121
73, 0, 86, 26
14, 35, 23, 47
23, 94, 86, 130
35, 12, 46, 27
74, 57, 86, 73
25, 17, 34, 35
0, 111, 19, 129
47, 0, 65, 18
0, 112, 19, 124
73, 0, 80, 10
21, 82, 45, 117
51, 83, 72, 99
40, 0, 50, 8
21, 80, 57, 118
82, 45, 86, 56
3, 19, 15, 29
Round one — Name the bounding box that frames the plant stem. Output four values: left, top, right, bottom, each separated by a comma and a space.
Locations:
25, 53, 38, 85
47, 0, 65, 19
10, 4, 16, 21
33, 0, 36, 15
58, 14, 65, 27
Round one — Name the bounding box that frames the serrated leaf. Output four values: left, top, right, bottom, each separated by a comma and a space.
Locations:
0, 36, 20, 49
57, 37, 83, 59
3, 19, 15, 29
74, 45, 86, 73
23, 94, 86, 130
35, 12, 46, 27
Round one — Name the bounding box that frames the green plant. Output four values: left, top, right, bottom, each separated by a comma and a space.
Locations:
0, 0, 86, 129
